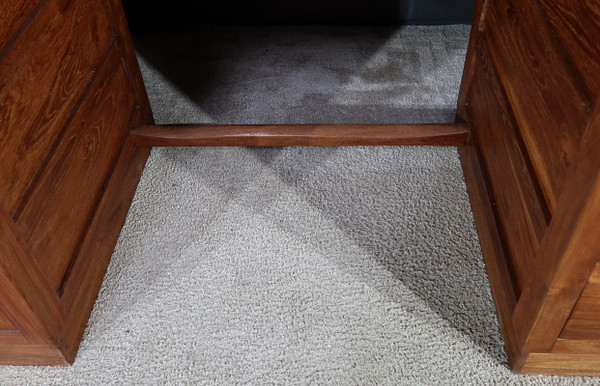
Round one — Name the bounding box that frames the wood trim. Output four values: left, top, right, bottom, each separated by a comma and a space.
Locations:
456, 0, 488, 123
457, 141, 524, 371
0, 343, 68, 366
512, 102, 600, 353
57, 137, 150, 363
0, 208, 64, 341
130, 123, 471, 147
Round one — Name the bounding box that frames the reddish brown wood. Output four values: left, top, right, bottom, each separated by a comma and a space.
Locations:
0, 344, 68, 366
15, 48, 137, 291
130, 123, 471, 147
512, 106, 600, 354
0, 0, 42, 53
0, 208, 64, 342
0, 0, 114, 215
460, 0, 600, 376
0, 309, 16, 331
0, 0, 151, 365
58, 138, 150, 362
560, 264, 600, 340
484, 0, 590, 211
104, 0, 154, 125
536, 0, 600, 101
455, 0, 488, 123
468, 34, 549, 291
458, 143, 524, 370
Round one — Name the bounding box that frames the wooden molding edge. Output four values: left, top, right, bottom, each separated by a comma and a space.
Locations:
130, 123, 471, 147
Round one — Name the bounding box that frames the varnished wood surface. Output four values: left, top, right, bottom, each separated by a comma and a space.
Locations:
106, 0, 154, 125
0, 308, 16, 331
460, 0, 600, 376
485, 0, 590, 211
0, 0, 114, 215
58, 139, 150, 362
15, 48, 137, 291
469, 34, 548, 291
560, 264, 600, 340
458, 143, 523, 370
0, 0, 42, 53
0, 0, 152, 365
512, 104, 600, 354
130, 123, 471, 147
455, 0, 488, 123
536, 0, 600, 101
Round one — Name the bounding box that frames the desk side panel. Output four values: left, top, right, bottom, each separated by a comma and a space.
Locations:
0, 0, 151, 365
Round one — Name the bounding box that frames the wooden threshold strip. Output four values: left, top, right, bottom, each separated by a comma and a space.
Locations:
130, 123, 471, 147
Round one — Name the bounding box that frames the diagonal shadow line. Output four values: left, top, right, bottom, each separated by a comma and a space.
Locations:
244, 146, 508, 366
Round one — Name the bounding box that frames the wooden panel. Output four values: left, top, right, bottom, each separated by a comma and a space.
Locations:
0, 0, 42, 52
521, 353, 600, 376
0, 208, 64, 343
536, 0, 600, 101
0, 343, 68, 366
560, 264, 600, 340
0, 308, 16, 330
16, 49, 137, 291
469, 35, 549, 291
0, 0, 113, 215
485, 0, 590, 210
130, 123, 471, 147
59, 138, 150, 362
105, 0, 154, 124
456, 0, 488, 123
0, 331, 30, 346
512, 100, 600, 353
458, 143, 524, 370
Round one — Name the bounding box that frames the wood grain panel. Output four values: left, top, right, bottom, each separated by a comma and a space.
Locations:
536, 0, 600, 101
512, 99, 600, 353
0, 0, 42, 52
485, 0, 590, 210
458, 142, 524, 370
0, 208, 64, 343
0, 0, 113, 215
560, 264, 600, 340
521, 353, 600, 376
16, 49, 136, 291
0, 308, 16, 330
59, 138, 150, 362
469, 35, 549, 291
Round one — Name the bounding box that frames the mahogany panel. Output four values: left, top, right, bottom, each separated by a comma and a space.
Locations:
468, 35, 549, 291
16, 49, 137, 291
0, 308, 15, 331
512, 100, 600, 353
0, 208, 64, 344
59, 138, 150, 362
485, 0, 590, 210
560, 263, 600, 340
456, 0, 488, 123
536, 0, 600, 101
0, 0, 113, 215
105, 0, 154, 124
0, 0, 42, 52
0, 344, 68, 366
458, 143, 523, 370
0, 331, 30, 346
520, 353, 600, 376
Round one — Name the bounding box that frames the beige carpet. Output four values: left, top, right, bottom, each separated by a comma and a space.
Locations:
0, 25, 594, 385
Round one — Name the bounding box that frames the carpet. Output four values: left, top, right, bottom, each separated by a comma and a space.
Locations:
0, 25, 593, 385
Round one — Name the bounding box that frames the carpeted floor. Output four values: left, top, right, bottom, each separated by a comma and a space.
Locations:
0, 25, 594, 385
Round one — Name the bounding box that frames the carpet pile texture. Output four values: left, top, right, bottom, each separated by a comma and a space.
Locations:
0, 25, 593, 385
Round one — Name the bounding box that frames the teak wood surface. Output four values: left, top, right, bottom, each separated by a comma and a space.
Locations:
0, 0, 599, 376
